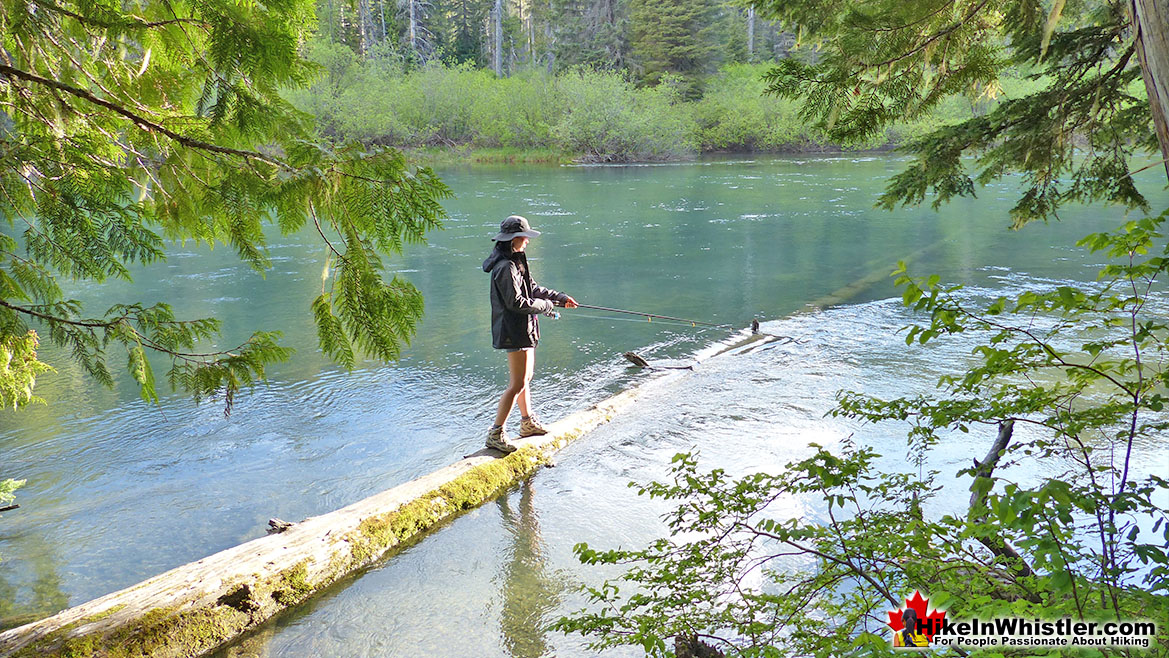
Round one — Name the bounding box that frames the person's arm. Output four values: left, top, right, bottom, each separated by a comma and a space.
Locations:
531, 281, 579, 308
531, 280, 568, 305
495, 263, 554, 314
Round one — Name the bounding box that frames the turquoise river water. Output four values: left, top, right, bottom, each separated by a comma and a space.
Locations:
0, 155, 1165, 656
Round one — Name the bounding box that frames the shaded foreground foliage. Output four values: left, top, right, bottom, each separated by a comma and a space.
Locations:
0, 0, 450, 413
759, 0, 1167, 226
555, 214, 1169, 656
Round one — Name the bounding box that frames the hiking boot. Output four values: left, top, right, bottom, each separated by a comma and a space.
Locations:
519, 415, 549, 437
485, 426, 518, 453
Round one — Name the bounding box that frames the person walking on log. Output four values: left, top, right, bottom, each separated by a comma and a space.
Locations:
482, 215, 578, 453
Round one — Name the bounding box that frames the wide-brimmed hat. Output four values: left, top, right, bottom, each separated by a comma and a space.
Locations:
492, 215, 541, 241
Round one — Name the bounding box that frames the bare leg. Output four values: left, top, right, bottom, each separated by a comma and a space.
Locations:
515, 349, 536, 418
494, 349, 532, 428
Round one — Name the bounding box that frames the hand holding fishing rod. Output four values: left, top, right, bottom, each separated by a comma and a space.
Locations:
545, 295, 579, 319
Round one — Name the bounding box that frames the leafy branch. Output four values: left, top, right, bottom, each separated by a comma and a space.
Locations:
0, 0, 451, 410
558, 211, 1169, 654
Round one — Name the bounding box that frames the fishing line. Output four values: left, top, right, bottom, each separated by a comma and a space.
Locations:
567, 303, 803, 343
568, 311, 718, 330
574, 303, 737, 329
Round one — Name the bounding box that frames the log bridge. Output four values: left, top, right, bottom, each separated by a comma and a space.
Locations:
0, 372, 685, 658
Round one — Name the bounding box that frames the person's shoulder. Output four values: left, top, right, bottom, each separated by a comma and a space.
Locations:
491, 257, 517, 276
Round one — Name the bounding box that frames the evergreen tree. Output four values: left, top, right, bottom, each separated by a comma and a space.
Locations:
628, 0, 722, 89
549, 0, 628, 71
438, 0, 494, 65
0, 0, 450, 411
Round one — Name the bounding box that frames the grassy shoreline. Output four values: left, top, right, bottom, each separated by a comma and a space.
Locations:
405, 141, 903, 167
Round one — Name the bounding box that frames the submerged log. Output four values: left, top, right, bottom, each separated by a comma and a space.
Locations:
0, 377, 676, 658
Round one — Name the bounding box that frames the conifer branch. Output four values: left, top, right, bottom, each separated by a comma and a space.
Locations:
30, 0, 212, 30
0, 63, 286, 169
0, 299, 115, 329
1129, 156, 1169, 175
310, 202, 346, 261
866, 0, 993, 69
870, 0, 959, 33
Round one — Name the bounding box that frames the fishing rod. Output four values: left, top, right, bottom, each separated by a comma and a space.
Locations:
564, 302, 801, 344
572, 303, 739, 330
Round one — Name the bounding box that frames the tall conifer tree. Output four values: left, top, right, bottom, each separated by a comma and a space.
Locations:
628, 0, 721, 88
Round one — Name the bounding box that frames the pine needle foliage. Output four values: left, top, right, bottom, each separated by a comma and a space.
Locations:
757, 0, 1163, 226
0, 0, 450, 412
629, 0, 724, 91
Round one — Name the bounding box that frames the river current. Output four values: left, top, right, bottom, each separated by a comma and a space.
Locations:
0, 155, 1164, 656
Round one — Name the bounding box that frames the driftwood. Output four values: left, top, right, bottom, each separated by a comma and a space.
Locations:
0, 374, 683, 658
0, 504, 18, 513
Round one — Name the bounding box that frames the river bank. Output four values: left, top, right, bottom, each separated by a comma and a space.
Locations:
402, 141, 900, 167
292, 61, 1044, 163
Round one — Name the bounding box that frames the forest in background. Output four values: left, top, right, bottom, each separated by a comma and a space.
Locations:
294, 0, 1043, 161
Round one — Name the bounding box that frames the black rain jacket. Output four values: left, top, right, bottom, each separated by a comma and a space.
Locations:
482, 243, 567, 349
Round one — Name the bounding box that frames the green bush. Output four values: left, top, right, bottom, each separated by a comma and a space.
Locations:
551, 70, 698, 160
470, 70, 564, 148
286, 46, 1041, 160
694, 63, 807, 150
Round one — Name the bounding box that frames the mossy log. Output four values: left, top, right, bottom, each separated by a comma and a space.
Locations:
0, 378, 671, 658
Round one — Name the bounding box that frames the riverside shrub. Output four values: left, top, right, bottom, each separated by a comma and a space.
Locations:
290, 53, 1035, 159
551, 70, 699, 161
694, 63, 807, 150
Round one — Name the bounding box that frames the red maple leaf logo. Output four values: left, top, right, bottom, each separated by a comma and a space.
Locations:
886, 590, 947, 641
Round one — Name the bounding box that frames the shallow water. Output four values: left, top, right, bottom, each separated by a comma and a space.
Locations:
0, 155, 1164, 653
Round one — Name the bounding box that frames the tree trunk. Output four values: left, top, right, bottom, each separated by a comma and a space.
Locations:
546, 0, 555, 71
357, 0, 370, 57
747, 7, 755, 60
967, 421, 1041, 603
379, 0, 388, 43
1132, 0, 1169, 179
409, 0, 418, 55
528, 0, 535, 63
493, 0, 504, 76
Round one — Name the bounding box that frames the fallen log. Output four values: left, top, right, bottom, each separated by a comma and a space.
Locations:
0, 375, 678, 658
